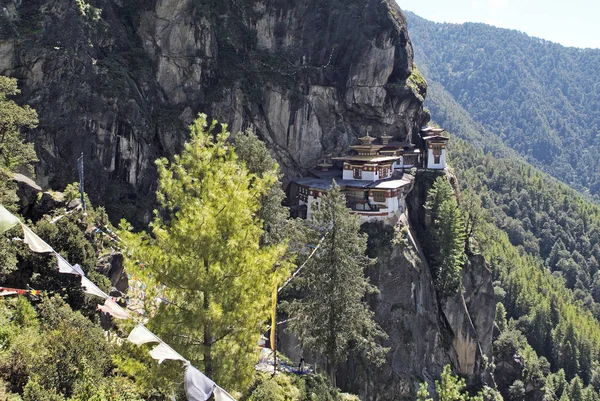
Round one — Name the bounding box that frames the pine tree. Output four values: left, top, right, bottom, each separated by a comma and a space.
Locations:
424, 176, 466, 298
0, 76, 38, 205
234, 130, 297, 247
120, 115, 286, 392
285, 182, 387, 385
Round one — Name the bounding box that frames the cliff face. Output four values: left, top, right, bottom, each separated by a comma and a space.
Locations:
333, 172, 494, 400
2, 1, 495, 398
0, 0, 428, 224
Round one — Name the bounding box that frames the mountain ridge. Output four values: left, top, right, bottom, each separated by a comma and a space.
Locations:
405, 10, 600, 200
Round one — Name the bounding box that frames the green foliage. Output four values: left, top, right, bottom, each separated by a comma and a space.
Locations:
424, 176, 466, 298
0, 296, 143, 400
73, 0, 102, 21
246, 372, 358, 401
284, 183, 387, 384
495, 302, 508, 333
0, 76, 38, 205
417, 365, 498, 401
448, 138, 600, 397
407, 12, 600, 200
406, 64, 428, 101
234, 129, 299, 247
120, 114, 287, 393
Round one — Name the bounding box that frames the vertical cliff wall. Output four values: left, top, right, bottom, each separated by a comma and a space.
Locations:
333, 173, 495, 400
0, 0, 428, 224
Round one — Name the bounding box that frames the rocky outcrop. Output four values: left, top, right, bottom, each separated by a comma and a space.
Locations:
0, 0, 428, 225
97, 252, 128, 293
443, 254, 495, 387
330, 210, 494, 400
343, 218, 449, 400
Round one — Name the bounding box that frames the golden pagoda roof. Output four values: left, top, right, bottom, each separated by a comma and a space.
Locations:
332, 155, 399, 163
357, 134, 376, 145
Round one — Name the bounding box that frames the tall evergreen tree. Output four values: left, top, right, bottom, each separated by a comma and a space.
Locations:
0, 76, 38, 206
424, 176, 466, 298
285, 182, 387, 385
120, 115, 286, 392
234, 130, 295, 247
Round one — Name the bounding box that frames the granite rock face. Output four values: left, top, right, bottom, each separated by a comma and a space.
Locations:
333, 207, 494, 400
0, 1, 496, 398
0, 0, 428, 224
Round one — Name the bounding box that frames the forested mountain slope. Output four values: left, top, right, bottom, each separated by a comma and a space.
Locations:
447, 137, 600, 399
405, 11, 600, 199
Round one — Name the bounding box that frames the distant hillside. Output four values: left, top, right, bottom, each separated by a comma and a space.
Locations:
405, 11, 600, 199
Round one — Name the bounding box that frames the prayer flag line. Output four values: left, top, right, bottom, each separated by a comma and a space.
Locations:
0, 205, 233, 401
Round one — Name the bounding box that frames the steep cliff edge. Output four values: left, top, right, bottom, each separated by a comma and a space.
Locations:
0, 0, 428, 224
281, 171, 494, 400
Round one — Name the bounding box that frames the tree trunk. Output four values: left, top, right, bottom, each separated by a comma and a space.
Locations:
327, 361, 336, 387
203, 259, 212, 376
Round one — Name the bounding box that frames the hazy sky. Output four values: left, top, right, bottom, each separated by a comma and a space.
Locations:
397, 0, 599, 49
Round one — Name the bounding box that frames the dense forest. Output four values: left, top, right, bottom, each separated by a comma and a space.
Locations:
402, 11, 600, 400
406, 11, 600, 199
3, 3, 600, 400
451, 138, 600, 399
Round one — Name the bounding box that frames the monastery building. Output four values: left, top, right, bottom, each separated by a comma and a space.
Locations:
290, 126, 449, 223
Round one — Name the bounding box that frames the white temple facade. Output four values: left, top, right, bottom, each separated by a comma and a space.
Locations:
290, 126, 449, 223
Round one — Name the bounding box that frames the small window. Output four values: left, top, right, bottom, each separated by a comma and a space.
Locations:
434, 155, 441, 164
374, 192, 386, 203
353, 168, 362, 179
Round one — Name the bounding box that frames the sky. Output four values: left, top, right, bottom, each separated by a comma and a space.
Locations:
396, 0, 600, 49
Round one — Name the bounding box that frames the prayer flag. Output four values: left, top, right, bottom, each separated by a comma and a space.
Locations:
127, 324, 160, 345
214, 386, 237, 401
56, 254, 84, 275
149, 343, 186, 364
72, 264, 85, 276
21, 223, 53, 253
0, 287, 39, 296
184, 365, 215, 401
97, 298, 130, 319
0, 205, 20, 233
81, 276, 108, 299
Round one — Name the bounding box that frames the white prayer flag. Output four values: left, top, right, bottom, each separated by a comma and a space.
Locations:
149, 343, 187, 364
56, 254, 85, 275
214, 385, 237, 401
0, 290, 18, 297
185, 365, 215, 401
127, 324, 160, 346
21, 223, 54, 253
81, 276, 108, 299
97, 298, 130, 319
72, 264, 85, 276
0, 205, 20, 233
